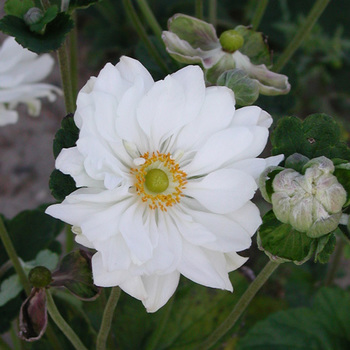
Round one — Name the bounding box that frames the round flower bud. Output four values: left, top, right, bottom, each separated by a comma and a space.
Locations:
219, 30, 244, 53
23, 7, 44, 25
271, 157, 347, 238
28, 266, 52, 288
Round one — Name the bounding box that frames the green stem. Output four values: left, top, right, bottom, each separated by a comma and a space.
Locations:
195, 0, 204, 19
65, 225, 74, 252
40, 0, 50, 11
69, 12, 79, 106
251, 0, 269, 30
136, 0, 162, 38
146, 295, 175, 350
325, 238, 345, 286
209, 0, 217, 27
96, 287, 121, 350
199, 260, 279, 350
57, 42, 75, 113
0, 336, 13, 350
274, 0, 330, 72
122, 0, 170, 74
46, 290, 87, 350
0, 217, 31, 295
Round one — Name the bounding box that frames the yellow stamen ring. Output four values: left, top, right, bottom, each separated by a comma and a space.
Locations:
131, 152, 187, 211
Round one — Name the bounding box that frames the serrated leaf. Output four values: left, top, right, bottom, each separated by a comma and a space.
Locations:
33, 250, 59, 271
0, 13, 74, 53
0, 208, 63, 265
234, 25, 271, 66
258, 210, 315, 264
217, 68, 260, 106
4, 0, 34, 17
271, 114, 350, 162
0, 275, 22, 307
237, 287, 350, 350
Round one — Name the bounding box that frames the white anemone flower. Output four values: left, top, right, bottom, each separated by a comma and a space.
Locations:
0, 36, 61, 126
46, 56, 283, 312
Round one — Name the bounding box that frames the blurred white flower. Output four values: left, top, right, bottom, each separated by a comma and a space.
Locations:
0, 36, 61, 126
46, 56, 282, 312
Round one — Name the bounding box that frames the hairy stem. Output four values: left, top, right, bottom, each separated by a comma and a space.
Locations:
46, 290, 87, 350
96, 287, 121, 350
57, 42, 75, 113
199, 260, 280, 350
0, 217, 31, 295
122, 0, 169, 74
69, 12, 79, 105
274, 0, 330, 72
251, 0, 269, 30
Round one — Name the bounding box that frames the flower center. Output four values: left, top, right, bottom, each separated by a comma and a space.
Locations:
145, 169, 169, 193
131, 152, 187, 211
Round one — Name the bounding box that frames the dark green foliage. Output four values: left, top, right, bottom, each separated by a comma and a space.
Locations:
271, 114, 350, 162
237, 287, 350, 350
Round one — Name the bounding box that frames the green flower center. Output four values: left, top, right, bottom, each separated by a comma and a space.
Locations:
28, 266, 52, 288
219, 30, 244, 53
145, 169, 169, 193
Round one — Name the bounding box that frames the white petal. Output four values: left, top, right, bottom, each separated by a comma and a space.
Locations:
175, 86, 235, 152
185, 205, 252, 252
137, 65, 205, 150
185, 169, 257, 214
178, 243, 232, 291
141, 271, 180, 313
119, 202, 153, 265
225, 252, 248, 272
94, 235, 131, 271
183, 127, 254, 175
231, 106, 272, 128
230, 155, 284, 181
0, 104, 18, 126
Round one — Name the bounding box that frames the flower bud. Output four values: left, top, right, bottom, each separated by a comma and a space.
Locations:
219, 30, 244, 52
28, 266, 52, 288
271, 157, 346, 238
23, 7, 44, 25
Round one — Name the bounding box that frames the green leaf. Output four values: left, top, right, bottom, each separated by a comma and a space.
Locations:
237, 287, 350, 350
314, 233, 336, 264
0, 208, 63, 265
258, 210, 315, 264
0, 275, 22, 307
49, 170, 77, 202
271, 114, 350, 162
217, 69, 260, 106
4, 0, 34, 17
234, 25, 271, 66
334, 163, 350, 207
53, 114, 79, 159
0, 12, 74, 53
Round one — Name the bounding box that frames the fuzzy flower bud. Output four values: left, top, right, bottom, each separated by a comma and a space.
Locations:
271, 157, 346, 238
23, 7, 44, 25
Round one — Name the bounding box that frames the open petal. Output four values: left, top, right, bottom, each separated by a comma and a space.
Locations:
183, 127, 254, 175
141, 271, 180, 312
185, 169, 257, 214
231, 106, 272, 128
178, 242, 232, 291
